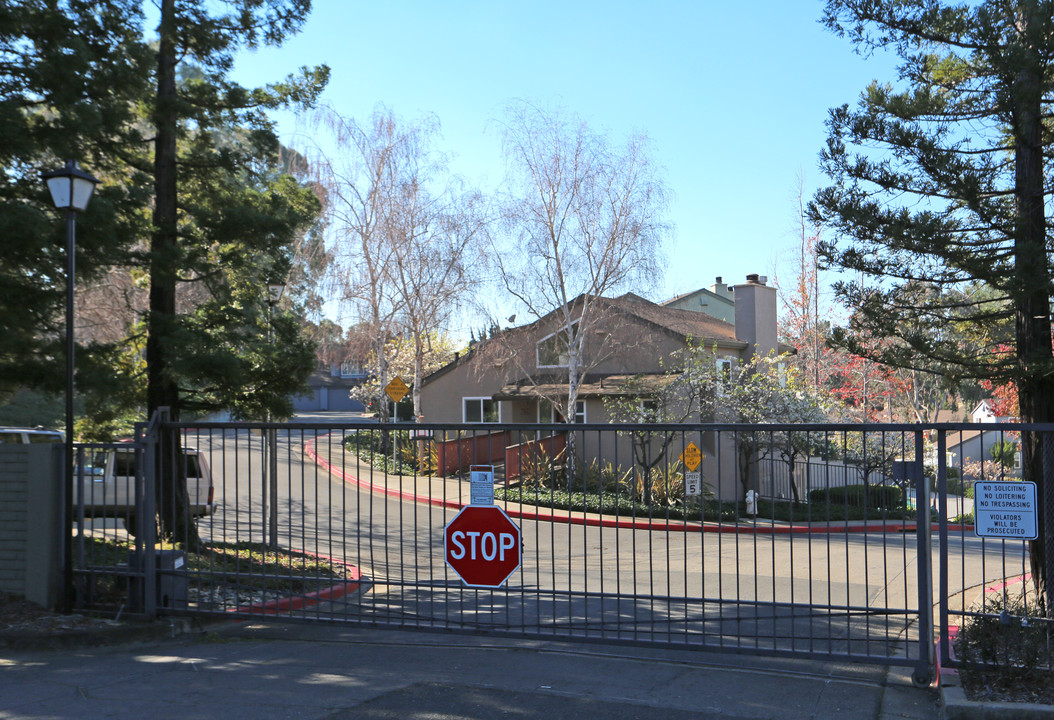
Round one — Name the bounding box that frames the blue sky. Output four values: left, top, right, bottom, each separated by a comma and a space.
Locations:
231, 0, 897, 321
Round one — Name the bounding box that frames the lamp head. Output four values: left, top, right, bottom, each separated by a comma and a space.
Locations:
267, 282, 286, 306
42, 160, 99, 212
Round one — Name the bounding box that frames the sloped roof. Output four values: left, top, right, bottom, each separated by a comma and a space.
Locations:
661, 286, 734, 307
422, 291, 748, 388
606, 293, 740, 345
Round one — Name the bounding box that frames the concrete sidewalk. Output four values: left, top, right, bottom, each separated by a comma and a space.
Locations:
0, 620, 939, 720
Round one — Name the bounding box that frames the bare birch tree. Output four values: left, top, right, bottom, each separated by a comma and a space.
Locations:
305, 105, 485, 423
304, 105, 432, 422
496, 102, 670, 426
387, 175, 488, 421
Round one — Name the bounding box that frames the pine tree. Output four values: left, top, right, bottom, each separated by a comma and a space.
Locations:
812, 0, 1054, 601
0, 0, 150, 397
3, 1, 328, 547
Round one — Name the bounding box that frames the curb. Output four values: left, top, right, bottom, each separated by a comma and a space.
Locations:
0, 617, 199, 651
939, 669, 1054, 719
231, 548, 366, 616
231, 573, 364, 616
304, 437, 973, 536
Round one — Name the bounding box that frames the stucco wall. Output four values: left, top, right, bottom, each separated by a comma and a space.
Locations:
0, 445, 63, 609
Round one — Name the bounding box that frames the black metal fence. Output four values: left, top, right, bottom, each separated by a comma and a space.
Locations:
69, 419, 1054, 686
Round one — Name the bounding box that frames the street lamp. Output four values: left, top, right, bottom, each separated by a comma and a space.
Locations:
42, 159, 99, 612
265, 282, 285, 550
267, 282, 286, 309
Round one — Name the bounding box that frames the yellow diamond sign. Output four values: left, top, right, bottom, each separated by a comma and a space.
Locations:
384, 376, 409, 403
681, 442, 702, 472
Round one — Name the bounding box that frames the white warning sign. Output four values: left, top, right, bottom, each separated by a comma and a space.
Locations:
974, 481, 1037, 540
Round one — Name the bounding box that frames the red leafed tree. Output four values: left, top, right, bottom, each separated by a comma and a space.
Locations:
979, 345, 1020, 418
828, 351, 910, 422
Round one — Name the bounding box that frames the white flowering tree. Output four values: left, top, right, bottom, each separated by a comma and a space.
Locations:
606, 341, 835, 502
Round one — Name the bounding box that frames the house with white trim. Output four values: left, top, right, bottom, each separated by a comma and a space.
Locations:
418, 274, 785, 496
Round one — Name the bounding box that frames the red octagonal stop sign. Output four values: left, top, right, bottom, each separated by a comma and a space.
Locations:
444, 505, 521, 588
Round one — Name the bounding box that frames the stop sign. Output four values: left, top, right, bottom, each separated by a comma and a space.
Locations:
444, 506, 521, 588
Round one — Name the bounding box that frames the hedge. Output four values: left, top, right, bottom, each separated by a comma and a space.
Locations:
808, 484, 904, 510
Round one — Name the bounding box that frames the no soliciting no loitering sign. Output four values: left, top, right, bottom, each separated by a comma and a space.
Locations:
974, 481, 1038, 540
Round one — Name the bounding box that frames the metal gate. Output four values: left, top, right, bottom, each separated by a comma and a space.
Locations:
72, 418, 1054, 686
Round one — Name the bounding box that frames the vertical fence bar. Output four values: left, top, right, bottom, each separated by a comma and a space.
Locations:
937, 429, 951, 668
1045, 432, 1054, 618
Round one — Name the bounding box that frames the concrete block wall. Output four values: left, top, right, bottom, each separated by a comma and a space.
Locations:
0, 445, 63, 609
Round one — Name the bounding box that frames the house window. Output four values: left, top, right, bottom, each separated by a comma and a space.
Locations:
340, 361, 365, 378
715, 357, 733, 394
537, 323, 578, 368
464, 397, 499, 423
539, 398, 586, 424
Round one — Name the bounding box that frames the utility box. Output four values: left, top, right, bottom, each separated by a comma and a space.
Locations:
128, 550, 188, 612
891, 460, 921, 484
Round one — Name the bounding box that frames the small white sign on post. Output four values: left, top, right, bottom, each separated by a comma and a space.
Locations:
470, 465, 495, 506
685, 471, 702, 497
975, 481, 1038, 540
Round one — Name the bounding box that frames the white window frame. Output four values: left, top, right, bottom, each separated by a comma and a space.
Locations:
538, 398, 587, 424
463, 397, 499, 423
340, 360, 365, 378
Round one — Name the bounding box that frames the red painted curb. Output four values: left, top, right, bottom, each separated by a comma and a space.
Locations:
230, 550, 364, 616
304, 437, 970, 536
305, 437, 463, 511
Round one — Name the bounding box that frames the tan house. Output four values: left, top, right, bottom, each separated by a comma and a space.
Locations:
419, 275, 783, 497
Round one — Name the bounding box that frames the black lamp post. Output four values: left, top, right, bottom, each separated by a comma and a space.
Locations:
266, 282, 285, 550
42, 160, 99, 612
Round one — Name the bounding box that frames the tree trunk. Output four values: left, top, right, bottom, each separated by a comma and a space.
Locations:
148, 0, 201, 551
1011, 45, 1053, 608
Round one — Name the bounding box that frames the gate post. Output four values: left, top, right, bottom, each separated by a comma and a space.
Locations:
936, 429, 952, 670
137, 409, 166, 619
1044, 433, 1054, 618
912, 429, 935, 686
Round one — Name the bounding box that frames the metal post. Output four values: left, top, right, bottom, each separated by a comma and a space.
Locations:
1044, 434, 1054, 617
268, 423, 278, 551
141, 420, 158, 619
913, 429, 935, 686
62, 209, 76, 613
266, 297, 278, 551
937, 429, 951, 669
